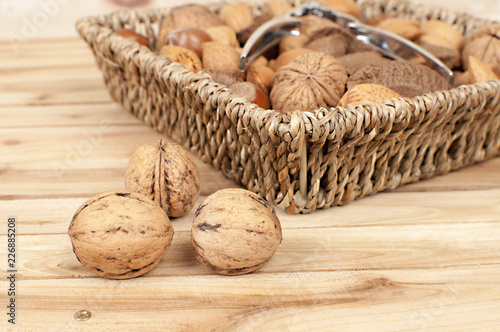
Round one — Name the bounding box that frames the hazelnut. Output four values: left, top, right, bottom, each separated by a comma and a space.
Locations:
271, 52, 348, 113
117, 28, 150, 48
125, 140, 200, 218
68, 190, 174, 279
162, 27, 213, 58
158, 45, 203, 71
201, 41, 241, 73
191, 188, 282, 275
218, 1, 254, 33
229, 82, 270, 109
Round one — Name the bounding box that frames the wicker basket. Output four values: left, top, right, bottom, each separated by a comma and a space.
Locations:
77, 0, 500, 214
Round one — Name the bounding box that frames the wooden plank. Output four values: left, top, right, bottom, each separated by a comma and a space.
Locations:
0, 63, 103, 83
0, 103, 136, 128
3, 215, 499, 279
2, 186, 500, 236
1, 266, 499, 330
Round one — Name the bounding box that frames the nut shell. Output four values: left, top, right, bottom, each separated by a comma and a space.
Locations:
68, 190, 174, 279
201, 41, 241, 73
338, 83, 402, 107
191, 188, 282, 275
270, 52, 348, 112
347, 61, 451, 98
462, 23, 500, 76
125, 140, 200, 218
468, 55, 499, 83
158, 45, 203, 71
219, 1, 254, 33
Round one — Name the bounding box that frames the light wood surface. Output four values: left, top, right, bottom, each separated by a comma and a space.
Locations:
2, 6, 500, 331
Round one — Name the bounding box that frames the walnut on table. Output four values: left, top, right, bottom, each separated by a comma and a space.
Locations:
68, 190, 174, 279
125, 140, 200, 218
191, 188, 282, 275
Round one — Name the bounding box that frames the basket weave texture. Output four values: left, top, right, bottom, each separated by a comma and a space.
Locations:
77, 0, 500, 214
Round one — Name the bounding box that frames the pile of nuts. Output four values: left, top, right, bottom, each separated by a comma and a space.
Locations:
115, 0, 500, 111
68, 140, 282, 279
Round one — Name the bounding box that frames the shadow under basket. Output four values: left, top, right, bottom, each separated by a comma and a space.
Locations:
76, 0, 500, 214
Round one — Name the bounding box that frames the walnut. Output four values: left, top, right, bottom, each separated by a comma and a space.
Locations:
270, 52, 348, 113
68, 190, 174, 279
462, 23, 500, 76
347, 61, 451, 98
191, 188, 282, 275
125, 139, 200, 218
158, 45, 202, 71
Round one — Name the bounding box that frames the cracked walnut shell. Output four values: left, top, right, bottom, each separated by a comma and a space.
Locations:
125, 140, 200, 218
270, 52, 348, 113
191, 188, 282, 275
68, 190, 174, 279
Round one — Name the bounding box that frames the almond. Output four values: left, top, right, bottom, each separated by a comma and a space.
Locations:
468, 55, 500, 83
420, 20, 463, 51
339, 83, 402, 107
265, 0, 292, 17
246, 64, 275, 94
318, 0, 361, 18
271, 48, 317, 71
375, 17, 421, 41
219, 1, 254, 33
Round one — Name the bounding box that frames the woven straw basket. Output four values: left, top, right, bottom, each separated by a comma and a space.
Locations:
77, 0, 500, 214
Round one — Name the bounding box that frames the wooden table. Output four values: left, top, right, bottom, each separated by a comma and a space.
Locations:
2, 30, 500, 332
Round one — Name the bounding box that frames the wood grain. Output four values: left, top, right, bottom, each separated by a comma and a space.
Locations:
1, 21, 500, 331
